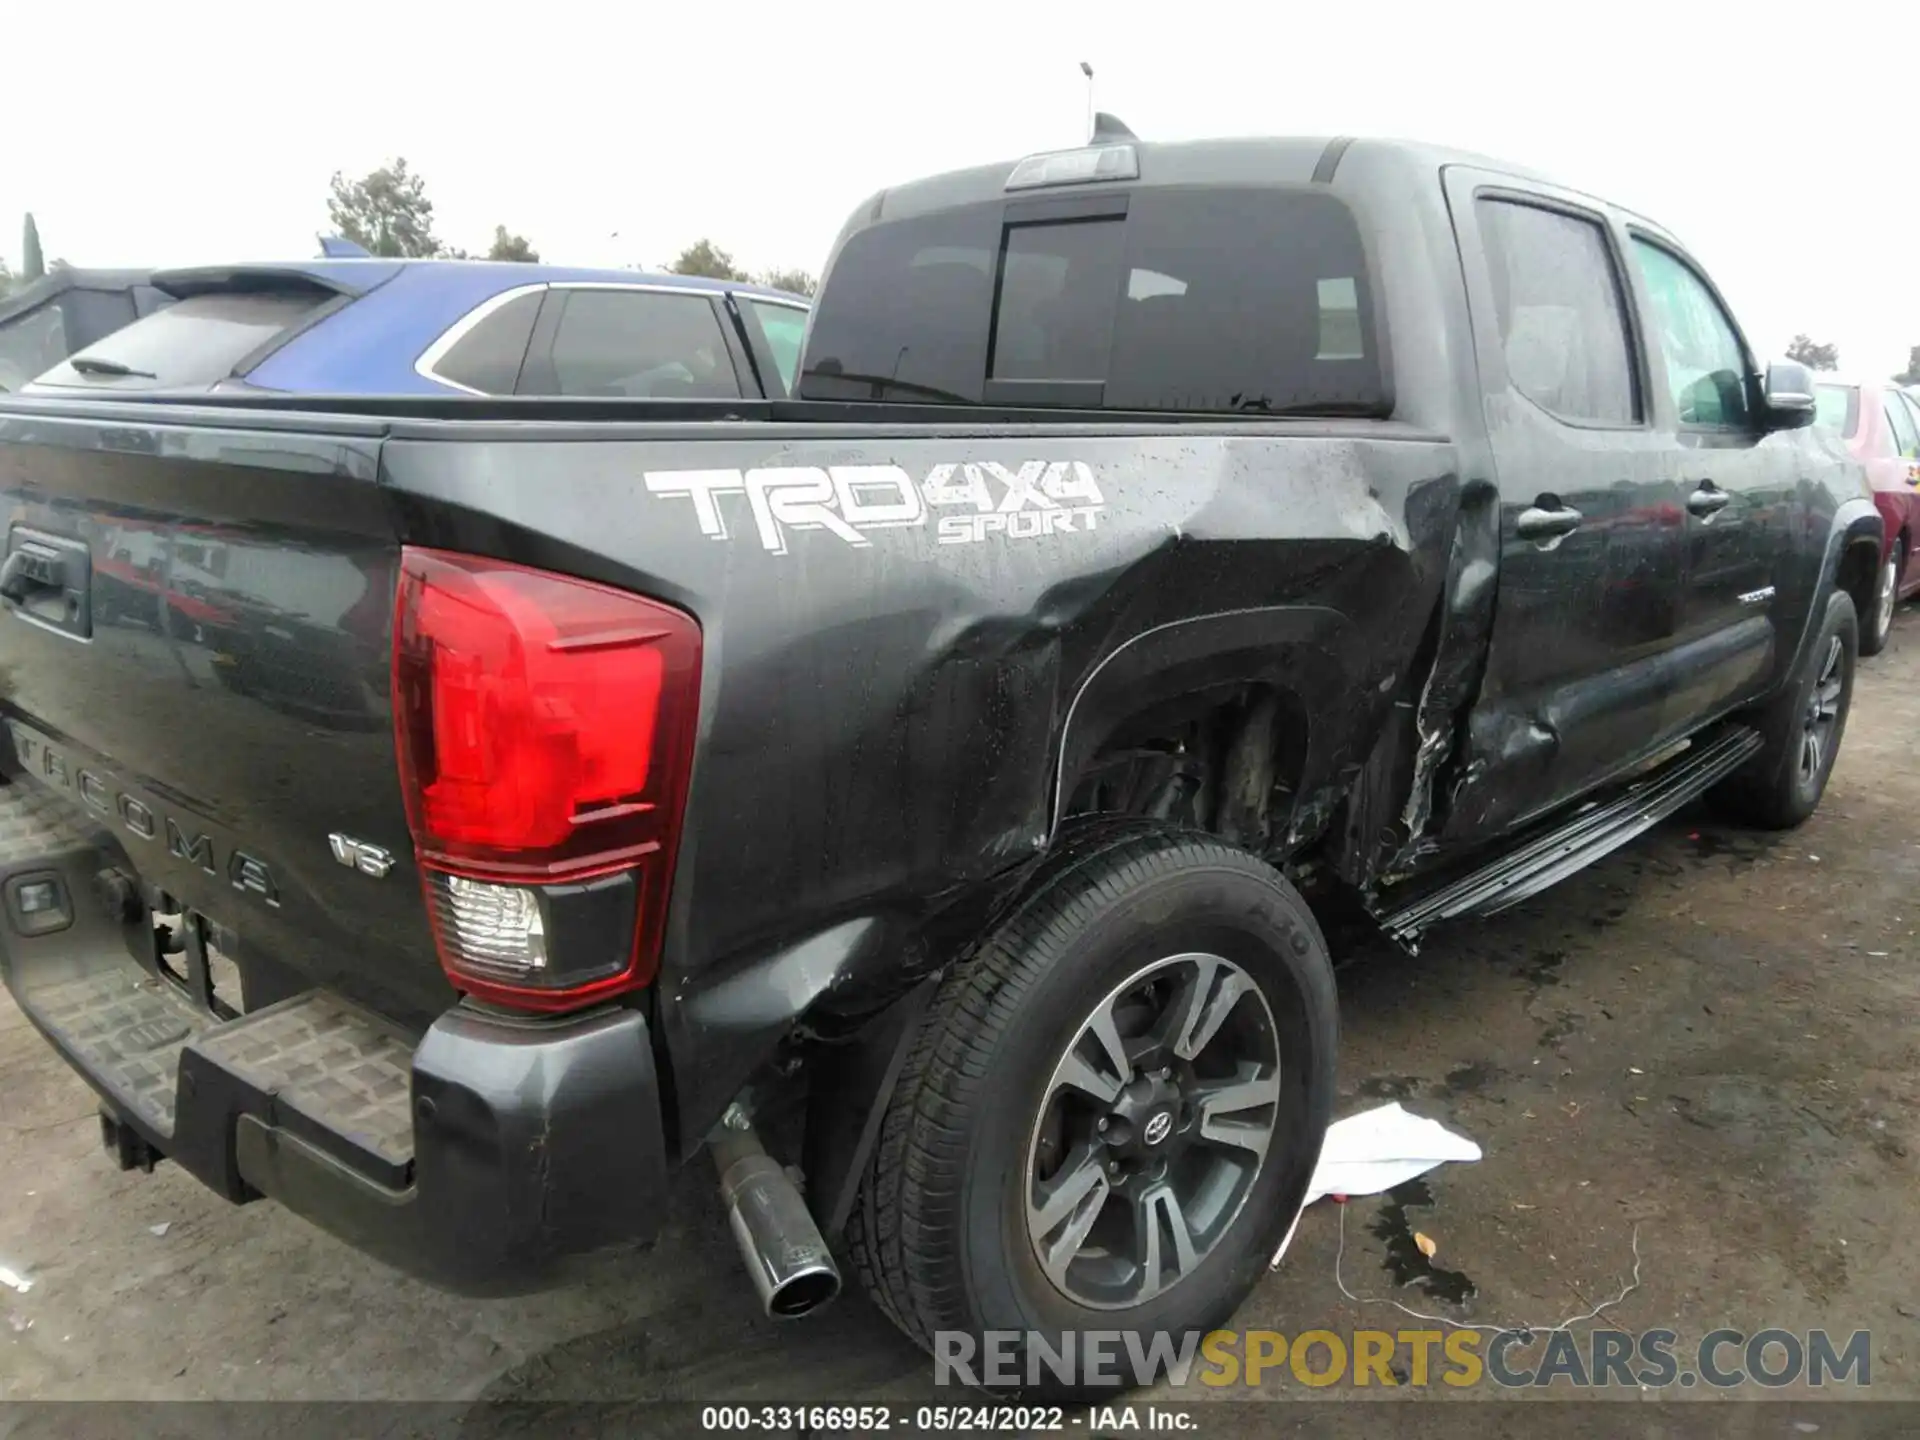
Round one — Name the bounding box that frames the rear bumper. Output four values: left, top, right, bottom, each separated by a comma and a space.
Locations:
0, 779, 670, 1296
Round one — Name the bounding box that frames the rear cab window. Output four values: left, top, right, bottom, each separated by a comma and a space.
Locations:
32, 291, 329, 392
799, 185, 1385, 416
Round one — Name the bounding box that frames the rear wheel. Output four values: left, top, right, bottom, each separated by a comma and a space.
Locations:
1708, 588, 1856, 829
845, 827, 1336, 1394
1861, 538, 1903, 657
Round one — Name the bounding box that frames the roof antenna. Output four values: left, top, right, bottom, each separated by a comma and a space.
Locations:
1091, 112, 1137, 143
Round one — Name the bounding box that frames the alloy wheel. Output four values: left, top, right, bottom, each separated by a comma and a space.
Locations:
1875, 555, 1897, 647
1799, 634, 1846, 789
1024, 952, 1280, 1310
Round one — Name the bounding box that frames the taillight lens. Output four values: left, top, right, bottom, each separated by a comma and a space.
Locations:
393, 548, 700, 1010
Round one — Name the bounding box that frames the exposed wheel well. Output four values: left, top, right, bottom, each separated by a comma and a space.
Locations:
1059, 683, 1310, 855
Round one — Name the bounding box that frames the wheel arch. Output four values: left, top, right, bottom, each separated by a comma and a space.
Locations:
1784, 497, 1883, 686
1047, 606, 1361, 850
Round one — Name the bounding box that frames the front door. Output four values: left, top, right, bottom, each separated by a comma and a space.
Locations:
1439, 169, 1689, 842
1623, 235, 1796, 734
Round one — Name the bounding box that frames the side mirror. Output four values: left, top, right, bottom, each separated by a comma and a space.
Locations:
1760, 360, 1817, 430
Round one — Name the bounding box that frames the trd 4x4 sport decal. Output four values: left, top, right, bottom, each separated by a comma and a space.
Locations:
644, 460, 1107, 555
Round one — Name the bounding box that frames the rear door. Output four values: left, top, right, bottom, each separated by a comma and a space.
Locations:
1622, 234, 1796, 735
1440, 168, 1688, 840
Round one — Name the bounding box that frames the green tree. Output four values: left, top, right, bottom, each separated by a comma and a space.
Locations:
21, 214, 43, 281
756, 267, 816, 298
1786, 334, 1839, 372
668, 238, 749, 281
325, 159, 441, 258
486, 226, 539, 262
1892, 346, 1920, 388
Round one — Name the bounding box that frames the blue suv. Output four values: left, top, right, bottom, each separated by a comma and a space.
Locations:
27, 259, 810, 401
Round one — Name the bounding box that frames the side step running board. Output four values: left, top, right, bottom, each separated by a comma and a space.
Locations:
1376, 726, 1763, 946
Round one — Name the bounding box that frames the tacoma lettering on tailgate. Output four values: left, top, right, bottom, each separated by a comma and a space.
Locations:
5, 722, 280, 906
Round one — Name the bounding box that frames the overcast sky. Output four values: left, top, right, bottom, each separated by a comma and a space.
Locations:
7, 0, 1916, 376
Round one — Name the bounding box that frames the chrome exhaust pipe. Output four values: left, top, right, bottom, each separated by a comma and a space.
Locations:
711, 1105, 841, 1320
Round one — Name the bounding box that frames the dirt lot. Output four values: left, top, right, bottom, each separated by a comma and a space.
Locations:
2, 612, 1917, 1429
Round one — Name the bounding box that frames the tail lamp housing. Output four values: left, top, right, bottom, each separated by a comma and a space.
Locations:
392, 548, 701, 1011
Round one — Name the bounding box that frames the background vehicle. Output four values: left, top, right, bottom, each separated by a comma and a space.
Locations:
1813, 376, 1920, 654
0, 130, 1881, 1390
26, 260, 810, 400
0, 267, 172, 392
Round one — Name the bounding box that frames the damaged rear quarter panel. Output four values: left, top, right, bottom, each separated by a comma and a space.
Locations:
382, 422, 1461, 1146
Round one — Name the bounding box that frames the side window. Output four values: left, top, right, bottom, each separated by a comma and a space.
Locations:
1629, 239, 1751, 429
1476, 199, 1639, 425
427, 290, 542, 394
527, 290, 741, 399
1885, 394, 1920, 459
746, 299, 808, 392
1900, 393, 1920, 457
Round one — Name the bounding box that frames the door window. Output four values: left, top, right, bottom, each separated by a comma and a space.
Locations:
1630, 240, 1751, 429
1476, 198, 1640, 425
530, 289, 741, 399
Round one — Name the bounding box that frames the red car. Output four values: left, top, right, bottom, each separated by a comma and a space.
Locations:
1814, 377, 1920, 654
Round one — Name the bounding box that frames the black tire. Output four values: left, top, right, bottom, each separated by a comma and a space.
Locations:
1708, 588, 1857, 829
844, 826, 1337, 1396
1860, 537, 1903, 658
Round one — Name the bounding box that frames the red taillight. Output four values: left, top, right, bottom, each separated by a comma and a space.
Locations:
393, 548, 700, 1010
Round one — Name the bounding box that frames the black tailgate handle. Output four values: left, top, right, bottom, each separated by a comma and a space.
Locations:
2, 527, 92, 640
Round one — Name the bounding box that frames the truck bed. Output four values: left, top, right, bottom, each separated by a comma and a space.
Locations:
0, 390, 1458, 1149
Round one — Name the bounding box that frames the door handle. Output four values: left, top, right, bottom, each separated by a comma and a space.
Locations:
2, 527, 92, 639
0, 544, 65, 606
1515, 503, 1583, 543
1687, 483, 1732, 518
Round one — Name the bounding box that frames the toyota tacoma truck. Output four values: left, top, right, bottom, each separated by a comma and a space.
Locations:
0, 127, 1882, 1380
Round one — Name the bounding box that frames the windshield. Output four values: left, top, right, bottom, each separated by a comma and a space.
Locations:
1813, 384, 1859, 439
32, 291, 330, 391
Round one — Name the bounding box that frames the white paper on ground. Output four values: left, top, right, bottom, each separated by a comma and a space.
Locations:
1269, 1101, 1483, 1268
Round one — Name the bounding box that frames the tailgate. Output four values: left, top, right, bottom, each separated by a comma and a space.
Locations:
0, 401, 447, 1022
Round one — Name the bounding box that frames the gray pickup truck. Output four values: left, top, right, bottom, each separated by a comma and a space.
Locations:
0, 125, 1880, 1382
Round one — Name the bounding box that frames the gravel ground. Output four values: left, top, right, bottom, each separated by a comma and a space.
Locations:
2, 610, 1917, 1432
